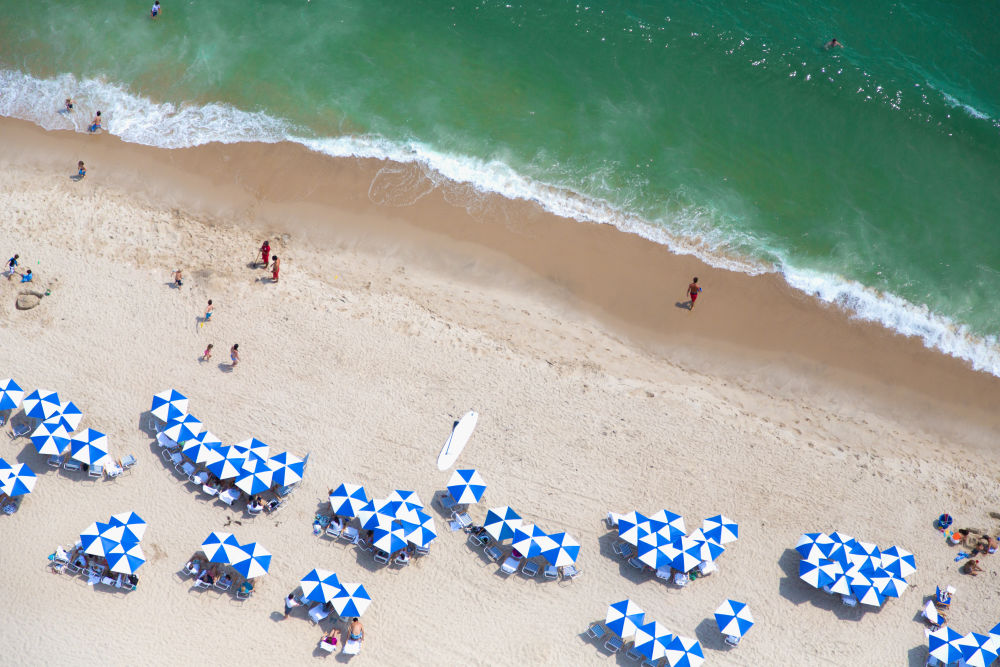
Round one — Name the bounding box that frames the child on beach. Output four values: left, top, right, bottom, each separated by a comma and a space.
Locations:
202, 344, 213, 361
77, 161, 86, 179
88, 111, 102, 133
271, 256, 280, 282
4, 254, 19, 279
687, 277, 702, 311
259, 240, 270, 268
230, 344, 240, 369
173, 268, 183, 289
204, 299, 213, 323
20, 269, 33, 283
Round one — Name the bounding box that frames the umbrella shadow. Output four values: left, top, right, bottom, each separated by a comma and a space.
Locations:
693, 618, 728, 653
597, 533, 652, 584
906, 645, 929, 667
776, 548, 866, 621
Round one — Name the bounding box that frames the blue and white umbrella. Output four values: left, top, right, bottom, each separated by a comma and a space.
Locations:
1, 462, 36, 496
795, 532, 835, 562
182, 435, 222, 466
848, 571, 885, 607
331, 582, 371, 617
869, 568, 907, 598
22, 389, 61, 420
269, 451, 305, 487
483, 506, 523, 542
633, 620, 674, 661
150, 389, 188, 422
231, 542, 271, 578
81, 521, 124, 557
358, 499, 403, 531
235, 456, 277, 495
446, 468, 487, 505
605, 599, 645, 640
848, 541, 882, 572
671, 537, 703, 573
927, 627, 967, 665
637, 530, 673, 569
799, 558, 840, 589
300, 569, 343, 604
958, 632, 1000, 667
664, 635, 705, 667
109, 511, 147, 542
31, 419, 70, 455
511, 524, 547, 558
55, 401, 83, 431
688, 529, 726, 562
539, 531, 580, 567
107, 541, 146, 574
990, 621, 1000, 637
715, 599, 754, 638
234, 437, 270, 462
206, 445, 246, 480
618, 511, 653, 546
201, 531, 243, 564
0, 457, 10, 479
826, 531, 859, 567
329, 483, 369, 518
398, 508, 438, 548
0, 378, 25, 411
827, 572, 853, 596
649, 509, 686, 541
372, 525, 408, 554
702, 514, 739, 545
162, 413, 203, 444
69, 428, 111, 466
879, 545, 917, 580
387, 489, 424, 512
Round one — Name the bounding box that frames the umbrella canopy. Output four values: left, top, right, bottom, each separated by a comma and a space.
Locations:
0, 378, 25, 411
483, 506, 523, 543
107, 541, 146, 574
235, 456, 277, 495
182, 438, 221, 466
150, 389, 188, 422
701, 514, 739, 544
958, 632, 1000, 667
230, 542, 271, 578
605, 599, 645, 640
269, 451, 305, 487
300, 569, 343, 604
799, 558, 842, 589
879, 545, 917, 580
358, 499, 403, 531
69, 428, 111, 466
446, 468, 487, 505
55, 401, 83, 431
869, 568, 908, 598
826, 531, 859, 567
201, 531, 243, 564
848, 572, 886, 607
387, 489, 424, 511
633, 620, 674, 661
109, 511, 147, 542
1, 462, 37, 496
670, 537, 703, 573
31, 419, 70, 455
398, 508, 438, 548
637, 531, 674, 569
233, 437, 270, 461
372, 525, 408, 554
81, 521, 128, 557
649, 509, 686, 541
848, 541, 882, 572
715, 600, 754, 638
617, 511, 653, 546
22, 389, 61, 420
795, 532, 835, 562
539, 531, 580, 567
162, 413, 203, 444
664, 635, 705, 667
329, 483, 369, 518
688, 530, 726, 562
511, 524, 547, 558
205, 446, 246, 480
331, 582, 371, 617
927, 627, 967, 665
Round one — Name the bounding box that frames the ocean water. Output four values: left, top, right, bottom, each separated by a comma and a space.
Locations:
1, 1, 999, 374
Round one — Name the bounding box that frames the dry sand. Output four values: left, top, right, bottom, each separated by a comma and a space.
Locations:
1, 117, 999, 665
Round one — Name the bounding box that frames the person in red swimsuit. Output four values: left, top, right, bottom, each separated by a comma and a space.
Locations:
271, 256, 280, 283
259, 240, 271, 268
686, 277, 702, 311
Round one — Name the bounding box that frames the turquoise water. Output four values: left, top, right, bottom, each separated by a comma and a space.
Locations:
2, 0, 999, 373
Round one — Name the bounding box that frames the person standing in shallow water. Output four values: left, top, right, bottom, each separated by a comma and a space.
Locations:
686, 277, 702, 311
151, 1, 160, 18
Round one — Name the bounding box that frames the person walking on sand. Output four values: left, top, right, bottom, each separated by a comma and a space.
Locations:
270, 256, 280, 283
5, 254, 19, 279
230, 343, 240, 369
151, 1, 160, 18
259, 239, 271, 268
173, 268, 183, 289
686, 277, 702, 311
202, 343, 213, 361
88, 110, 102, 133
203, 299, 214, 323
77, 161, 86, 179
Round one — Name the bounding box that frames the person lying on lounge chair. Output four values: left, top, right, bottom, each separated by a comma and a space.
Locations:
185, 556, 203, 576
347, 618, 364, 642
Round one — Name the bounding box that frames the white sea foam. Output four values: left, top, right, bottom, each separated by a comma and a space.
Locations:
3, 68, 999, 376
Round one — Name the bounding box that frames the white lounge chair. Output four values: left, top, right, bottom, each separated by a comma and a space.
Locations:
841, 594, 858, 607
202, 484, 219, 497
318, 638, 336, 653
484, 545, 503, 562
373, 550, 391, 565
500, 556, 521, 574
326, 522, 342, 538
725, 634, 741, 647
89, 464, 104, 478
543, 564, 559, 580
339, 526, 359, 544
156, 432, 178, 450
561, 565, 581, 580
218, 489, 239, 506
63, 459, 82, 472
215, 578, 232, 592
343, 639, 361, 655
673, 572, 689, 587
606, 512, 621, 529
698, 560, 717, 576
452, 511, 473, 529
194, 578, 211, 589
656, 567, 672, 580
309, 603, 332, 624
179, 461, 196, 477
121, 453, 137, 471
47, 454, 65, 468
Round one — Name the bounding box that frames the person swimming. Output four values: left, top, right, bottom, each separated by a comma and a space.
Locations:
824, 37, 843, 50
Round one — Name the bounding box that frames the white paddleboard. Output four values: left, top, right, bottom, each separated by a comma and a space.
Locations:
437, 411, 478, 471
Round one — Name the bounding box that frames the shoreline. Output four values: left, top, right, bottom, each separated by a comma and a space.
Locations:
2, 116, 998, 447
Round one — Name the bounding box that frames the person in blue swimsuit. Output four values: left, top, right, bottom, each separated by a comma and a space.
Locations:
348, 618, 364, 642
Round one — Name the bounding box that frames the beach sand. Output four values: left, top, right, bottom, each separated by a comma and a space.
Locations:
1, 117, 998, 665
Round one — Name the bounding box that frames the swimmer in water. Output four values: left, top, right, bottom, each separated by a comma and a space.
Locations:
824, 37, 843, 50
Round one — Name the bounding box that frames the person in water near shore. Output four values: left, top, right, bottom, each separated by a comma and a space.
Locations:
151, 1, 160, 18
687, 277, 702, 311
62, 98, 74, 113
824, 37, 843, 50
88, 111, 102, 133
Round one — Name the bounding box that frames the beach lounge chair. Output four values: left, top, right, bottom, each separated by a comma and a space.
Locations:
452, 511, 473, 530
725, 635, 741, 647
468, 532, 489, 548
925, 657, 942, 667
104, 461, 123, 478
2, 500, 17, 515
218, 488, 240, 506
202, 484, 219, 497
215, 578, 232, 592
841, 594, 858, 607
562, 565, 581, 580
194, 578, 211, 589
10, 421, 30, 438
89, 563, 106, 578
343, 639, 361, 655
500, 556, 521, 574
604, 636, 623, 654
318, 637, 337, 653
325, 521, 342, 538
147, 416, 161, 433
89, 464, 104, 478
521, 560, 539, 577
373, 550, 391, 565
178, 461, 195, 477
165, 451, 182, 467
613, 541, 633, 559
121, 454, 137, 472
656, 567, 671, 581
484, 545, 503, 562
626, 646, 644, 661
605, 512, 621, 529
393, 552, 411, 567
934, 585, 954, 609
47, 454, 65, 468
414, 544, 430, 556
587, 624, 606, 641
63, 459, 82, 472
438, 491, 459, 512
309, 603, 332, 624
544, 564, 559, 580
0, 413, 4, 427
698, 560, 717, 576
339, 526, 359, 544
627, 557, 644, 570
156, 432, 178, 450
641, 659, 659, 667
673, 572, 689, 587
